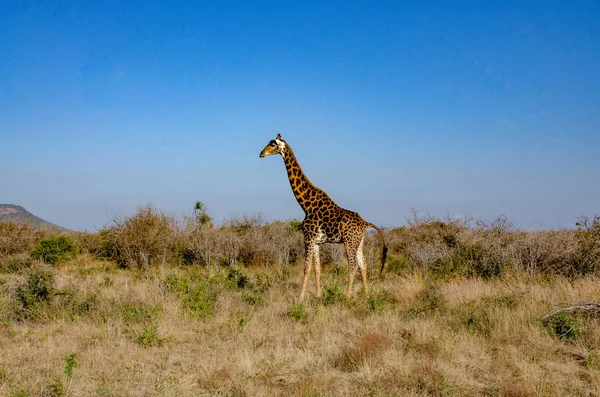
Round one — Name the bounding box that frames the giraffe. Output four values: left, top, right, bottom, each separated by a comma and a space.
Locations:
260, 134, 388, 302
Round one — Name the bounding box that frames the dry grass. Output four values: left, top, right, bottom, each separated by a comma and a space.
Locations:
1, 259, 600, 396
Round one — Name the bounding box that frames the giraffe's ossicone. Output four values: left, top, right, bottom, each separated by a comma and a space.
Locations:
260, 134, 388, 302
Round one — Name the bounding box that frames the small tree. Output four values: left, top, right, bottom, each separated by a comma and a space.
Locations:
194, 201, 212, 226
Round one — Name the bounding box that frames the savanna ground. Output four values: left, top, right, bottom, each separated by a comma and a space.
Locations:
1, 206, 600, 396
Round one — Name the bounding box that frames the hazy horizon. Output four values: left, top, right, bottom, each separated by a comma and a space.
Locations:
2, 1, 599, 231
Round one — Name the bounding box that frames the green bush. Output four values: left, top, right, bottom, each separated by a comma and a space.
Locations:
241, 291, 264, 306
542, 311, 582, 340
164, 273, 217, 319
408, 283, 447, 317
366, 291, 398, 313
386, 255, 408, 275
288, 302, 309, 324
322, 285, 345, 306
135, 325, 163, 347
64, 353, 77, 379
54, 288, 98, 319
185, 284, 214, 318
44, 379, 64, 397
15, 268, 55, 319
30, 236, 78, 265
85, 229, 121, 262
227, 267, 251, 289
463, 304, 493, 336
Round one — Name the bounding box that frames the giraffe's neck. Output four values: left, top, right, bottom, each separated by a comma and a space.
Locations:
281, 145, 329, 213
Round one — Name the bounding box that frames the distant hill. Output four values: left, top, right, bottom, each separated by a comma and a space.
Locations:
0, 204, 65, 230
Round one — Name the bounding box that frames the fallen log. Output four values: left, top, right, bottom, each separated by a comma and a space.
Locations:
541, 303, 600, 320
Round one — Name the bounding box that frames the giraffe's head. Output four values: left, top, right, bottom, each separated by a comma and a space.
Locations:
259, 134, 287, 158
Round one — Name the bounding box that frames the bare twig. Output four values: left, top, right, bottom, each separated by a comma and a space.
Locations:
541, 302, 600, 320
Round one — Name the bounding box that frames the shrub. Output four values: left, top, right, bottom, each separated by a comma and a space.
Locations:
164, 272, 217, 319
575, 215, 600, 275
463, 303, 493, 336
408, 283, 447, 317
15, 268, 55, 319
180, 218, 223, 266
542, 311, 582, 340
135, 325, 163, 348
366, 291, 398, 313
322, 285, 345, 306
386, 255, 408, 275
185, 284, 215, 319
43, 380, 64, 397
0, 221, 53, 257
220, 214, 304, 268
30, 236, 79, 265
77, 229, 120, 261
241, 291, 264, 306
64, 353, 77, 379
101, 205, 179, 269
54, 288, 98, 319
227, 267, 251, 289
288, 302, 309, 324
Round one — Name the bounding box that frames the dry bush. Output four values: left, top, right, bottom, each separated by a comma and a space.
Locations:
383, 213, 600, 279
0, 222, 68, 273
320, 243, 347, 269
575, 215, 600, 274
0, 221, 59, 257
99, 205, 180, 269
511, 230, 579, 275
262, 221, 304, 270
335, 331, 392, 372
180, 215, 224, 267
220, 214, 304, 269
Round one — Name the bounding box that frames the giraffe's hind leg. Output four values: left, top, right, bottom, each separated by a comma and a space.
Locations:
357, 235, 368, 297
313, 244, 322, 297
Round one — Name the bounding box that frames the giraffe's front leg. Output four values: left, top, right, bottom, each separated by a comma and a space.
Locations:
299, 243, 316, 302
344, 241, 359, 299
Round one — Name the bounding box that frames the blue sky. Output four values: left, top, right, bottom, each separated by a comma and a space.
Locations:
1, 1, 599, 231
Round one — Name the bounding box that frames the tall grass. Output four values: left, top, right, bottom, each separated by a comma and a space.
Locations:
1, 262, 599, 395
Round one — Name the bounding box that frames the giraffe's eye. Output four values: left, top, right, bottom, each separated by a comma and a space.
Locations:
270, 141, 276, 146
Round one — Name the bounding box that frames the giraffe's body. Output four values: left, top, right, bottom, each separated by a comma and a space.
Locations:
260, 134, 387, 301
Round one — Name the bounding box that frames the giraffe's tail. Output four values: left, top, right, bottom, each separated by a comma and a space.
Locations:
367, 223, 388, 275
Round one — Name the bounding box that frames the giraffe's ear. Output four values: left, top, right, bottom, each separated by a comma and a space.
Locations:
276, 133, 282, 140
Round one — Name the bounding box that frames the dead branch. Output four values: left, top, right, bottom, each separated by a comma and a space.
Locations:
542, 303, 600, 320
